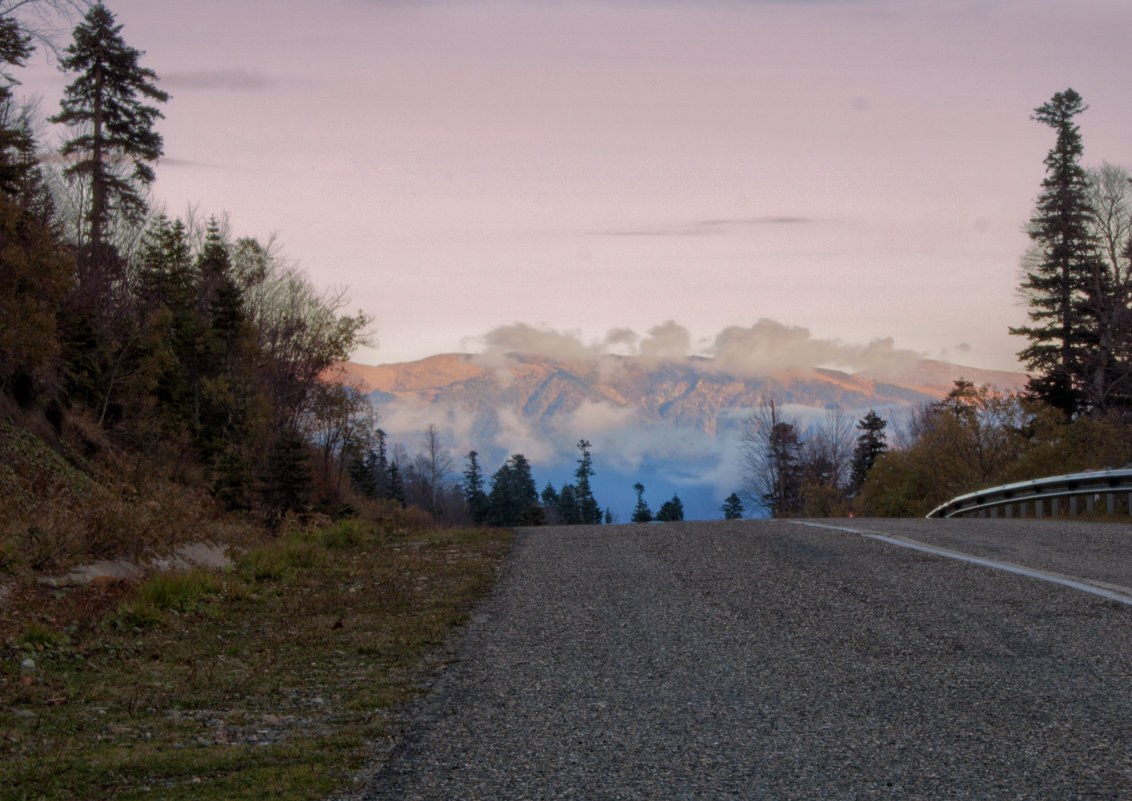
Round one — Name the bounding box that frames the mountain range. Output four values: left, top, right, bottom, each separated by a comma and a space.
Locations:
334, 353, 1026, 520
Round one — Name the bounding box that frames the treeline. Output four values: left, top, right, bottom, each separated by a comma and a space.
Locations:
865, 88, 1132, 514
740, 401, 887, 518
741, 88, 1132, 518
0, 4, 372, 534
345, 435, 610, 528
740, 380, 1132, 519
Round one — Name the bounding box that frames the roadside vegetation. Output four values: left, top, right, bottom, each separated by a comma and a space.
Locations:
1, 518, 512, 801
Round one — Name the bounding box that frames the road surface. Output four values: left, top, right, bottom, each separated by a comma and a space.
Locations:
365, 518, 1132, 800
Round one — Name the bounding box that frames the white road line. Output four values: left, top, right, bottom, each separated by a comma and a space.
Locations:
790, 520, 1132, 608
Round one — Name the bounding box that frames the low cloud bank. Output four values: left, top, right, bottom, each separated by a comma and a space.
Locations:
471, 318, 922, 377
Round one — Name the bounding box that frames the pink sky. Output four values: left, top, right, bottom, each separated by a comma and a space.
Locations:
19, 0, 1132, 370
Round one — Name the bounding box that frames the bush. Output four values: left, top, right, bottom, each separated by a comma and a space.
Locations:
321, 519, 366, 550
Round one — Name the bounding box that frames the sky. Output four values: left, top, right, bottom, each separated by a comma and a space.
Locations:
17, 0, 1132, 372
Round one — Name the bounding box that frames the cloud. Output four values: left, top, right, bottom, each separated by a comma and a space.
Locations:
639, 321, 691, 360
562, 400, 638, 435
708, 319, 922, 377
472, 323, 607, 367
594, 216, 821, 238
492, 407, 555, 463
469, 319, 922, 377
160, 69, 274, 91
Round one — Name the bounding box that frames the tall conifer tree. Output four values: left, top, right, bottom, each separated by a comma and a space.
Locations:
51, 3, 168, 258
1010, 89, 1103, 417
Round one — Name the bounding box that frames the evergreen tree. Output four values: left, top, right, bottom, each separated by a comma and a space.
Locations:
0, 16, 36, 202
556, 483, 581, 524
348, 448, 377, 498
462, 450, 489, 524
850, 410, 888, 490
631, 482, 652, 523
764, 422, 803, 517
370, 429, 390, 498
574, 439, 600, 524
51, 3, 169, 257
1010, 89, 1104, 417
486, 453, 539, 527
656, 494, 684, 522
720, 492, 744, 520
259, 428, 310, 529
387, 461, 406, 507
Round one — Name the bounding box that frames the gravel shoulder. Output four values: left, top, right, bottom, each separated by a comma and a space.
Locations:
365, 520, 1132, 800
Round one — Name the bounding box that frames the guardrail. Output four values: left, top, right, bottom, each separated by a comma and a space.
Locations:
926, 468, 1132, 519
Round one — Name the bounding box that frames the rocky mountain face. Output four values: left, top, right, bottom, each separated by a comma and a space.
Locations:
332, 353, 1026, 520
336, 353, 1025, 435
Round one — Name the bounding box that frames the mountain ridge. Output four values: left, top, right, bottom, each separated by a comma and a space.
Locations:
330, 352, 1028, 520
335, 352, 1027, 434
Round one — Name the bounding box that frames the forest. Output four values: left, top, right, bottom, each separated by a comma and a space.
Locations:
1, 4, 1131, 582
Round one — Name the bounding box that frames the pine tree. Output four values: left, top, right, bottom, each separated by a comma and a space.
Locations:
370, 429, 390, 498
51, 3, 169, 258
486, 454, 539, 527
259, 428, 310, 529
462, 450, 489, 524
850, 410, 888, 490
631, 482, 652, 523
387, 461, 406, 507
720, 492, 744, 520
656, 495, 684, 522
556, 483, 581, 524
0, 16, 34, 198
574, 439, 600, 524
1010, 89, 1104, 417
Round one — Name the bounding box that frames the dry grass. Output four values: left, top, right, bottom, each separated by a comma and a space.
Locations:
0, 519, 514, 801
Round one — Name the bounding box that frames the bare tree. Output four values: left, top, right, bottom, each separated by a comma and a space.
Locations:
419, 423, 453, 520
740, 395, 803, 517
801, 408, 855, 489
1083, 163, 1132, 410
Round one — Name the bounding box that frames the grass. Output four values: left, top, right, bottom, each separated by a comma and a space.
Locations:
0, 521, 514, 801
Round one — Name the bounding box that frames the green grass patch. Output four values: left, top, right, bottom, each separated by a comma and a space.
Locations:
0, 522, 513, 801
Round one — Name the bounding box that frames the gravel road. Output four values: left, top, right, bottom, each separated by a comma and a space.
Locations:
365, 519, 1132, 800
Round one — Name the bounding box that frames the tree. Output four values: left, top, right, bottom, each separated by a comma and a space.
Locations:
741, 396, 803, 517
857, 383, 1039, 517
1082, 163, 1132, 410
720, 492, 743, 520
486, 454, 540, 527
0, 193, 73, 391
463, 450, 489, 524
387, 461, 405, 507
51, 3, 169, 259
656, 494, 684, 522
0, 14, 34, 200
850, 410, 888, 490
1010, 89, 1104, 417
574, 439, 601, 524
631, 482, 652, 523
797, 407, 854, 516
555, 483, 581, 524
259, 427, 310, 529
418, 423, 452, 519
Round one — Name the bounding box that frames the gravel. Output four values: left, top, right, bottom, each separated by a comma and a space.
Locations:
364, 520, 1132, 800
